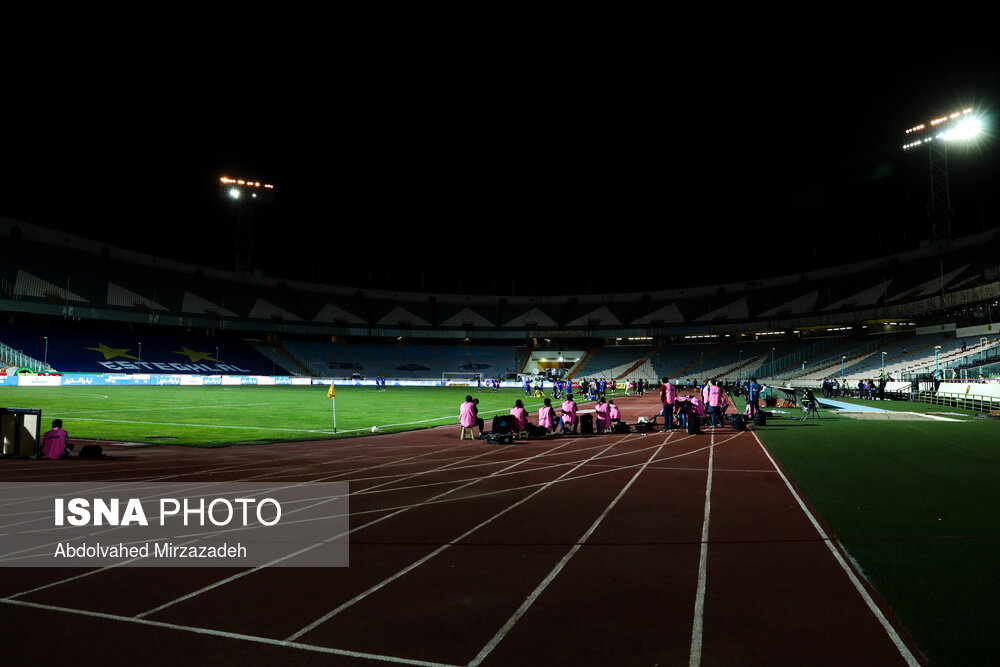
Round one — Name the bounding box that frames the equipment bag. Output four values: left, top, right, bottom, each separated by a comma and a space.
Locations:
634, 420, 654, 433
687, 414, 701, 435
78, 444, 104, 458
611, 422, 630, 434
491, 415, 514, 433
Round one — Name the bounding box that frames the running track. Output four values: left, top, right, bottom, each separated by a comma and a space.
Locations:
0, 393, 925, 666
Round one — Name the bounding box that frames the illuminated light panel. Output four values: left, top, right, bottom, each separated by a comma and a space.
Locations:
902, 108, 978, 150
220, 176, 274, 189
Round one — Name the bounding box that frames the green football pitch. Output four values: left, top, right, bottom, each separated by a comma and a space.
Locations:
0, 384, 547, 446
2, 384, 998, 665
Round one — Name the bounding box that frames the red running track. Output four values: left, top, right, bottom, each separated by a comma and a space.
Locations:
0, 393, 924, 666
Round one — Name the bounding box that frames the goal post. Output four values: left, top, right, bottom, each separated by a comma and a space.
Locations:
441, 371, 483, 386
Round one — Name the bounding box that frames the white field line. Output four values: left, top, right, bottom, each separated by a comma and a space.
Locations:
134, 439, 588, 621
0, 598, 460, 667
3, 430, 710, 665
467, 444, 665, 667
750, 430, 922, 667
284, 439, 622, 641
2, 440, 483, 597
688, 431, 715, 667
59, 402, 272, 416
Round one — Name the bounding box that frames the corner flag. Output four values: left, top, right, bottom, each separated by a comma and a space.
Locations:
327, 383, 337, 433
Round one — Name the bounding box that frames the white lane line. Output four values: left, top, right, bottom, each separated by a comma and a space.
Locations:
0, 598, 458, 667
688, 430, 714, 667
4, 442, 473, 600
468, 444, 665, 667
284, 439, 619, 642
750, 430, 922, 667
132, 443, 523, 620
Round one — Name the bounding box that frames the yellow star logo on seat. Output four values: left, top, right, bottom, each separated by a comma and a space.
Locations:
86, 342, 140, 361
173, 347, 218, 363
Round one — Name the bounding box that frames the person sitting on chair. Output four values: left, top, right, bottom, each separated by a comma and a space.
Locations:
41, 419, 73, 459
460, 395, 485, 439
803, 388, 818, 408
594, 397, 611, 433
510, 399, 530, 433
538, 398, 557, 433
607, 400, 621, 425
560, 393, 579, 434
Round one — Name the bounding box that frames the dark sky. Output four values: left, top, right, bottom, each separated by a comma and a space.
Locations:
3, 38, 998, 295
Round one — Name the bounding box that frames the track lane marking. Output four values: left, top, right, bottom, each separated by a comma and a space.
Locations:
468, 444, 665, 666
688, 430, 715, 667
750, 430, 922, 667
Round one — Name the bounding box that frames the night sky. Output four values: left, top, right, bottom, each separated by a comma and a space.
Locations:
3, 38, 998, 296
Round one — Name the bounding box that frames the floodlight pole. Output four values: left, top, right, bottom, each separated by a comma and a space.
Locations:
220, 177, 274, 273
927, 144, 953, 242
903, 108, 981, 243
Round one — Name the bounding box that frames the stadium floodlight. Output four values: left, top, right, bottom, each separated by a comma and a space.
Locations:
219, 176, 275, 272
220, 177, 275, 202
902, 108, 984, 242
902, 108, 981, 150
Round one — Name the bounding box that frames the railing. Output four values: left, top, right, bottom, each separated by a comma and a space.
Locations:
899, 341, 1000, 381
768, 334, 898, 380
911, 389, 999, 413
0, 340, 51, 373
749, 338, 839, 378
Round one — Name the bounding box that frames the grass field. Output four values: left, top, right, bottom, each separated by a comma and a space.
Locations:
0, 385, 569, 446
2, 384, 997, 665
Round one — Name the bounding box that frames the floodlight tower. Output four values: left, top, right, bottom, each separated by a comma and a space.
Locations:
902, 108, 983, 242
220, 177, 275, 272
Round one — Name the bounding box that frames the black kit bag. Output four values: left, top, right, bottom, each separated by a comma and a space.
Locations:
78, 444, 104, 458
687, 414, 701, 435
486, 432, 513, 445
611, 422, 630, 434
731, 414, 747, 431
491, 415, 514, 433
527, 423, 547, 438
754, 410, 767, 427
